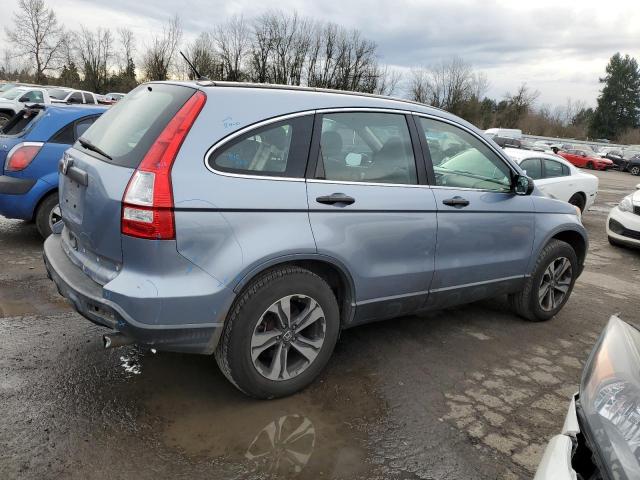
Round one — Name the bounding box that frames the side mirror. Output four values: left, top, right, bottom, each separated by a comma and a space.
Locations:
581, 152, 587, 157
514, 175, 534, 196
635, 184, 640, 190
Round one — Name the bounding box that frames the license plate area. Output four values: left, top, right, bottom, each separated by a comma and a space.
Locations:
61, 178, 84, 224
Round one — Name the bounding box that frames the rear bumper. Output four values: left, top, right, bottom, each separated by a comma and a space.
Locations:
0, 177, 52, 220
43, 232, 226, 354
0, 175, 36, 194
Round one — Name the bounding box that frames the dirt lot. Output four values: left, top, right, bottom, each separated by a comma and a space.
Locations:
1, 169, 639, 480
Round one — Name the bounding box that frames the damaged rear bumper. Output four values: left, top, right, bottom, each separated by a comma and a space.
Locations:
43, 232, 225, 354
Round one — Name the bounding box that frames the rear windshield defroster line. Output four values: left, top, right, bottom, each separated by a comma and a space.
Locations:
76, 83, 196, 169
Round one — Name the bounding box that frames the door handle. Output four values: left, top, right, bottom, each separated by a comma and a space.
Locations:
442, 196, 470, 207
316, 193, 355, 205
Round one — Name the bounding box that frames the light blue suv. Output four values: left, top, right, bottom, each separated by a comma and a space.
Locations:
43, 82, 587, 398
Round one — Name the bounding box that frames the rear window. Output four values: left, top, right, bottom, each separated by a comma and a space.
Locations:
0, 108, 42, 136
77, 83, 195, 168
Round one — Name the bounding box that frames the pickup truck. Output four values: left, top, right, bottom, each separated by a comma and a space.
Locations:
0, 86, 51, 128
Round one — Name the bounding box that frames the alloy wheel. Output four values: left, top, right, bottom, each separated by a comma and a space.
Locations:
251, 294, 326, 381
631, 166, 640, 176
538, 257, 572, 312
48, 204, 62, 231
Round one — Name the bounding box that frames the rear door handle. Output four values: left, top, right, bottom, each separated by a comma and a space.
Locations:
316, 193, 355, 205
442, 196, 470, 207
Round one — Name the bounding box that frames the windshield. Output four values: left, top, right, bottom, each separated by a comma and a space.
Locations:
48, 88, 71, 100
0, 88, 25, 100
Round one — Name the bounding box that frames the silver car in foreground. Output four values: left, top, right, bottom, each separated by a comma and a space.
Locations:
44, 81, 587, 398
535, 316, 640, 480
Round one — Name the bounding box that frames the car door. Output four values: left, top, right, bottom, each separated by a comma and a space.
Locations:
306, 110, 438, 324
539, 158, 572, 202
414, 115, 535, 309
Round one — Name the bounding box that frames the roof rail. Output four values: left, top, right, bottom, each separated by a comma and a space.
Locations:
194, 80, 447, 113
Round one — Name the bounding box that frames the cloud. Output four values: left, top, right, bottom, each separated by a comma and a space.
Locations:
0, 0, 638, 106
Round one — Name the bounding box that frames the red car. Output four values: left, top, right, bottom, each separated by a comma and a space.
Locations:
559, 149, 613, 170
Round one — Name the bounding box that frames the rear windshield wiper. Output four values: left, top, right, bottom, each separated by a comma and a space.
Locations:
78, 136, 112, 161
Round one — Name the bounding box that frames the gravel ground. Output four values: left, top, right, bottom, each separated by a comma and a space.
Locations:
1, 169, 639, 480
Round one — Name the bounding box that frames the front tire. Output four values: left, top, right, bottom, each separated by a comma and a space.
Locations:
586, 161, 594, 170
35, 192, 61, 238
630, 165, 640, 176
215, 266, 340, 399
510, 239, 578, 322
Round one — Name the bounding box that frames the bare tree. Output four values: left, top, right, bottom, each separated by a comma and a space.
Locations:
185, 32, 220, 79
117, 27, 135, 72
142, 15, 182, 81
214, 15, 249, 81
5, 0, 65, 82
374, 66, 402, 96
499, 83, 540, 128
408, 67, 431, 103
77, 26, 113, 93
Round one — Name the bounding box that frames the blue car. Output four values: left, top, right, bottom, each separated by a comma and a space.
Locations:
0, 104, 106, 237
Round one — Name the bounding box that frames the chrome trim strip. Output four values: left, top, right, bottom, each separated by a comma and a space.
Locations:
356, 289, 430, 306
307, 179, 427, 189
429, 275, 524, 293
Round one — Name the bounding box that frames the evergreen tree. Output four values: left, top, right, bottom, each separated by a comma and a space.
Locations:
59, 61, 80, 88
589, 53, 640, 140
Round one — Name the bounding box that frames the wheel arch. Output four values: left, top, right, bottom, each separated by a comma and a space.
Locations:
232, 254, 357, 328
548, 228, 587, 276
32, 187, 58, 221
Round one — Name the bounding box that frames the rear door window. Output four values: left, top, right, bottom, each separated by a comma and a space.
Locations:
520, 158, 542, 179
82, 92, 95, 104
543, 159, 568, 178
209, 115, 313, 178
77, 83, 196, 168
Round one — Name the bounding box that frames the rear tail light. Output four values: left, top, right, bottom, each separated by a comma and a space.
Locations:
5, 142, 43, 172
121, 91, 206, 239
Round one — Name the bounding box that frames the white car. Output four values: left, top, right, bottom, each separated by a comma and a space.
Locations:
505, 148, 598, 212
47, 87, 98, 105
0, 86, 51, 127
607, 184, 640, 248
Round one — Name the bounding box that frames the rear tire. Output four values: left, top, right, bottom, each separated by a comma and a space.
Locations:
215, 266, 340, 399
568, 193, 586, 213
509, 239, 578, 322
35, 192, 61, 238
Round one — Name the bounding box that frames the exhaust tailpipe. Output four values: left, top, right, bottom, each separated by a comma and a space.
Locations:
103, 332, 135, 349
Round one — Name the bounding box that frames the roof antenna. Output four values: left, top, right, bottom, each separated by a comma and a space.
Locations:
180, 51, 208, 81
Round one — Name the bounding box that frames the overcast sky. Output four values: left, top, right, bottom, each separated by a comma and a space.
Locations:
1, 0, 639, 107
